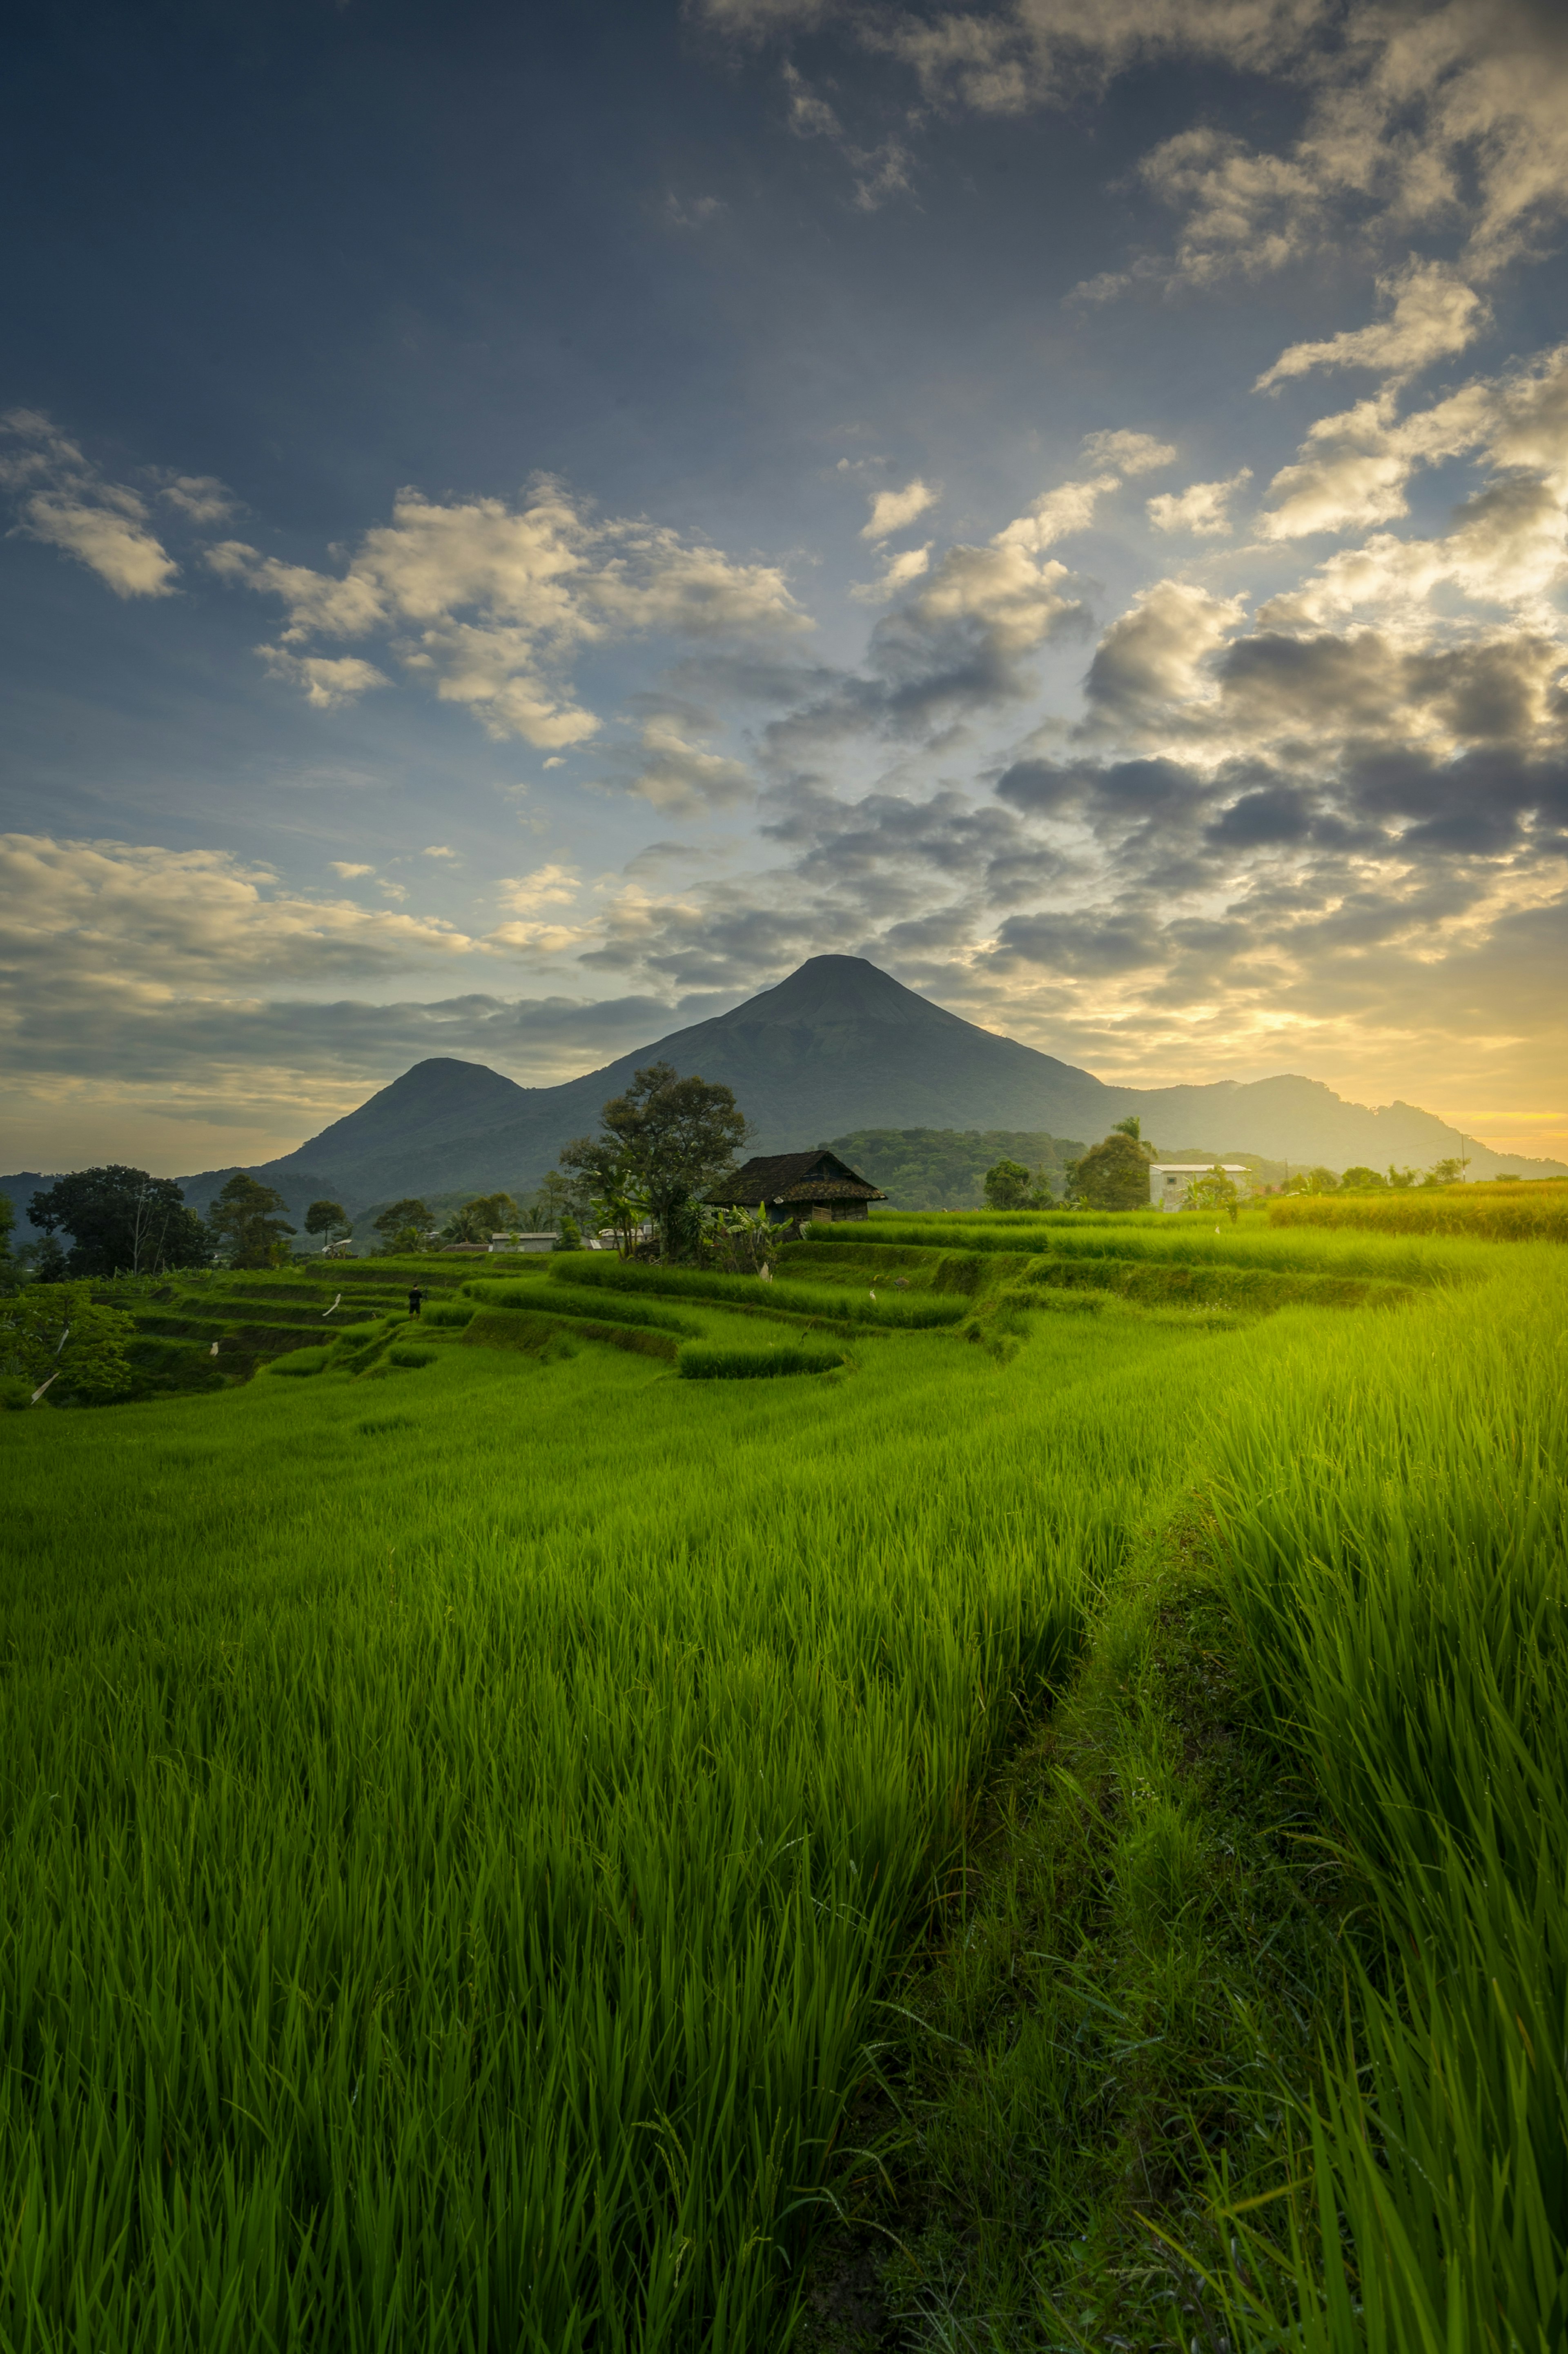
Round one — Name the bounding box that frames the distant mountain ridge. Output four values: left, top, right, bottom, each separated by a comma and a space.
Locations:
3, 957, 1560, 1237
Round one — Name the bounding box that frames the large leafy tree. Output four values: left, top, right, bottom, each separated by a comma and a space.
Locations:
28, 1166, 209, 1277
208, 1175, 296, 1269
1064, 1127, 1158, 1212
1, 1283, 138, 1404
982, 1158, 1033, 1210
371, 1198, 432, 1255
559, 1061, 747, 1256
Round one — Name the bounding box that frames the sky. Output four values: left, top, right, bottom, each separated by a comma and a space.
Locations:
2, 0, 1566, 1174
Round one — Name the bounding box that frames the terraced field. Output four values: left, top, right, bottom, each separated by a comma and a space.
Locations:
3, 1209, 1563, 2351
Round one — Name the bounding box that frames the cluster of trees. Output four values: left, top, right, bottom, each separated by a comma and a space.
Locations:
1283, 1159, 1467, 1194
834, 1129, 1078, 1211
16, 1167, 300, 1278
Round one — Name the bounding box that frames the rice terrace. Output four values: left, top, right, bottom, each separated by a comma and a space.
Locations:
7, 2, 1568, 2347
3, 1131, 1565, 2352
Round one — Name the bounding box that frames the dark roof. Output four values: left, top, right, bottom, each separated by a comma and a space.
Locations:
704, 1149, 886, 1207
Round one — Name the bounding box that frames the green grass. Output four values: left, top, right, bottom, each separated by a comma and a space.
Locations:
2, 1222, 1563, 2349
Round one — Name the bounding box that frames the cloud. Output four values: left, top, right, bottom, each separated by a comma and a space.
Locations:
1147, 470, 1252, 535
210, 478, 809, 748
156, 474, 236, 524
1080, 581, 1249, 733
330, 862, 376, 879
0, 411, 179, 598
1079, 430, 1176, 477
861, 477, 940, 540
993, 474, 1119, 554
1256, 261, 1490, 392
850, 542, 932, 602
257, 647, 393, 709
620, 714, 758, 814
781, 60, 916, 208
1257, 382, 1496, 541
0, 835, 477, 1016
1140, 126, 1324, 282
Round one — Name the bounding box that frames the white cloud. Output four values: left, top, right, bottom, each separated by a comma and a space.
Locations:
421, 844, 458, 859
850, 542, 932, 601
257, 646, 393, 709
495, 864, 580, 911
329, 862, 376, 879
0, 836, 476, 1017
621, 716, 757, 815
993, 474, 1118, 555
1081, 580, 1249, 730
783, 60, 842, 139
1079, 429, 1176, 476
862, 477, 940, 541
212, 480, 809, 748
157, 474, 236, 524
0, 411, 179, 598
1258, 383, 1496, 540
1256, 261, 1490, 392
1147, 469, 1252, 535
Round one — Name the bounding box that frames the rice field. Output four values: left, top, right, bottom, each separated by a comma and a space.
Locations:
1, 1216, 1563, 2350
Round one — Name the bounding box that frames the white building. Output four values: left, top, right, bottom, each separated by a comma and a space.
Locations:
1149, 1163, 1251, 1212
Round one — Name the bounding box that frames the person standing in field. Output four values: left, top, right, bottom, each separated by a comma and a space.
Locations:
407, 1283, 424, 1319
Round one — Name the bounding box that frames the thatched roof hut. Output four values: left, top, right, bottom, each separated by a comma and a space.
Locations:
704, 1149, 886, 1223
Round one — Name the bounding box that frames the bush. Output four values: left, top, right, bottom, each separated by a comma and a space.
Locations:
677, 1342, 845, 1380
265, 1346, 331, 1378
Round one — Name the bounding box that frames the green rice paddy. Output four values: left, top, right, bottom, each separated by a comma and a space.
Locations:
2, 1208, 1563, 2350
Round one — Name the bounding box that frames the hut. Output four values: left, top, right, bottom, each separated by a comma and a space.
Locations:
705, 1149, 886, 1225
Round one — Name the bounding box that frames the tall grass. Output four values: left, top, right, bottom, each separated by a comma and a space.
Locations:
0, 1307, 1233, 2351
1268, 1183, 1568, 1241
1206, 1248, 1568, 2349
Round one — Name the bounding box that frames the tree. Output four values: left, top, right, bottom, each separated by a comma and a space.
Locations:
371, 1198, 432, 1255
1425, 1158, 1464, 1187
1064, 1130, 1157, 1212
1111, 1116, 1155, 1150
1387, 1164, 1419, 1190
441, 1191, 521, 1246
1304, 1166, 1339, 1193
0, 1193, 13, 1270
28, 1166, 209, 1277
209, 1174, 296, 1268
560, 1062, 748, 1258
0, 1282, 138, 1403
1340, 1166, 1386, 1191
523, 1172, 576, 1232
983, 1158, 1034, 1210
304, 1199, 351, 1249
1183, 1165, 1239, 1215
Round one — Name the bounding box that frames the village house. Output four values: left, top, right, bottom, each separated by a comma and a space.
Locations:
704, 1149, 886, 1225
1148, 1162, 1251, 1211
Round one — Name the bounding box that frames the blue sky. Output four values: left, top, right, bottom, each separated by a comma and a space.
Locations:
3, 0, 1566, 1171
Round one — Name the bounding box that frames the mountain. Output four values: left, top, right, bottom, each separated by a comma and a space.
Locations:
4, 956, 1560, 1238
174, 955, 1563, 1215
